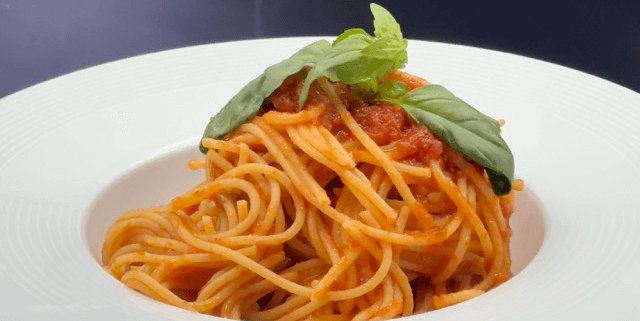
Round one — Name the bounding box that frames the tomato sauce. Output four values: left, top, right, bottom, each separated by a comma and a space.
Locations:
267, 74, 463, 169
268, 73, 305, 113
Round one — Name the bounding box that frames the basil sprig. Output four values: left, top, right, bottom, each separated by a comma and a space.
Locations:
396, 85, 514, 195
298, 3, 407, 107
199, 40, 330, 153
200, 3, 515, 195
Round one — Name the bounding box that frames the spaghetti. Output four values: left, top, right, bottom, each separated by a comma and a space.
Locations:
101, 70, 522, 320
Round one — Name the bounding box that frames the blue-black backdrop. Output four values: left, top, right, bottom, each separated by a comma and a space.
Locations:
1, 0, 639, 98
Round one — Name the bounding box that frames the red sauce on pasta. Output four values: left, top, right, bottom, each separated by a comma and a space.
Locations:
268, 74, 464, 170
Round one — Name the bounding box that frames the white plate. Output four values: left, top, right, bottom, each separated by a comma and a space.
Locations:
1, 37, 639, 320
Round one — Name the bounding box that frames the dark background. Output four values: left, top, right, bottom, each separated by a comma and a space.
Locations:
1, 0, 639, 99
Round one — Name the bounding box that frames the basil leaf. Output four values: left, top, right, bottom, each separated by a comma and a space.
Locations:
362, 36, 407, 61
298, 4, 407, 107
377, 80, 408, 101
298, 36, 406, 106
299, 35, 374, 106
200, 40, 331, 153
334, 28, 371, 45
371, 3, 403, 40
397, 85, 514, 195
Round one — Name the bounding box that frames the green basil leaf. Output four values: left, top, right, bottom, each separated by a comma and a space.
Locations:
298, 3, 407, 107
397, 85, 514, 195
377, 80, 408, 101
334, 28, 371, 45
200, 40, 331, 153
298, 35, 375, 106
371, 3, 403, 40
362, 36, 407, 61
357, 80, 408, 102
